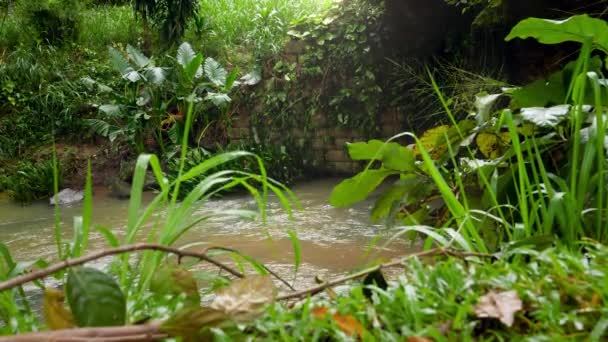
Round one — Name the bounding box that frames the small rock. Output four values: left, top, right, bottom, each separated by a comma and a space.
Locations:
109, 178, 131, 199
50, 189, 84, 206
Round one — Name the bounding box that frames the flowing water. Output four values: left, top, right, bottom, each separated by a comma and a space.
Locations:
0, 179, 413, 287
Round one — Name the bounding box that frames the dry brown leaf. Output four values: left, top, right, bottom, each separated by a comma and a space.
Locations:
407, 337, 433, 342
312, 306, 330, 318
332, 313, 364, 337
211, 275, 277, 322
474, 290, 522, 327
311, 306, 364, 337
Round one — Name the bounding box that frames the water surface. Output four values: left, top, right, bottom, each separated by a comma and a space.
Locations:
0, 179, 412, 284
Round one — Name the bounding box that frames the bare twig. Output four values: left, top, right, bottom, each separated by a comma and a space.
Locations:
0, 247, 493, 341
0, 322, 165, 342
203, 246, 297, 291
277, 247, 493, 300
0, 243, 244, 292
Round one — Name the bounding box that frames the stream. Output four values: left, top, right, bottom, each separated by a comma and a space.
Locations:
0, 178, 412, 288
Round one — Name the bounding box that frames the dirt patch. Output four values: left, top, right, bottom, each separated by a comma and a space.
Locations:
32, 142, 130, 188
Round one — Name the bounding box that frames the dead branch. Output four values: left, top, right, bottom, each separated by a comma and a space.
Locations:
0, 322, 166, 342
0, 243, 244, 292
277, 247, 493, 300
0, 247, 492, 341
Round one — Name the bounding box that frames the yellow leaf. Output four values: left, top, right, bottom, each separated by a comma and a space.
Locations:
476, 133, 502, 159
332, 312, 364, 337
43, 287, 76, 330
415, 125, 450, 159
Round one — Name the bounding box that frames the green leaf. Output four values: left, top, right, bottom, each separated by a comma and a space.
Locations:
126, 44, 150, 68
204, 57, 227, 86
347, 140, 415, 172
370, 183, 410, 223
108, 47, 130, 74
520, 104, 571, 127
99, 104, 121, 116
240, 68, 262, 86
225, 67, 239, 91
506, 15, 608, 52
66, 267, 126, 327
206, 92, 231, 107
95, 226, 119, 247
347, 140, 385, 160
177, 42, 196, 67
146, 67, 166, 85
150, 263, 201, 306
475, 93, 502, 124
185, 54, 204, 81
287, 229, 301, 276
330, 169, 398, 207
382, 143, 415, 172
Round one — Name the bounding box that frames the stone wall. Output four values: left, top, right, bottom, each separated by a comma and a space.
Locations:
226, 0, 459, 176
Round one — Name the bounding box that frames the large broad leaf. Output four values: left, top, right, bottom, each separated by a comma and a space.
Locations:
475, 93, 502, 124
210, 275, 276, 322
126, 44, 150, 68
520, 104, 571, 127
506, 15, 608, 52
66, 267, 126, 327
184, 54, 204, 82
108, 47, 130, 74
204, 58, 227, 87
240, 68, 262, 86
146, 67, 166, 85
150, 263, 201, 306
161, 307, 227, 342
347, 140, 415, 172
177, 42, 197, 67
206, 92, 231, 107
330, 169, 398, 207
99, 104, 122, 116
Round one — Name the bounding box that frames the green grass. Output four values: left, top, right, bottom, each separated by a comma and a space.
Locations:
79, 5, 140, 47
226, 243, 608, 340
189, 0, 332, 65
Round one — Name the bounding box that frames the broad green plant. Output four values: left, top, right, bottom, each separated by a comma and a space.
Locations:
331, 14, 608, 251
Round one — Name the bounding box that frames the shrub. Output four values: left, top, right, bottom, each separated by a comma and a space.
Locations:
17, 0, 82, 45
5, 159, 60, 203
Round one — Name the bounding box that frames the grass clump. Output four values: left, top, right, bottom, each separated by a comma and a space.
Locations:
226, 244, 608, 340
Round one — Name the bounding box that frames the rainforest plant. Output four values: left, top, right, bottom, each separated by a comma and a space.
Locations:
331, 14, 608, 251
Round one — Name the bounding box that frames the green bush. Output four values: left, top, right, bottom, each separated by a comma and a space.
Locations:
5, 159, 61, 203
17, 0, 82, 45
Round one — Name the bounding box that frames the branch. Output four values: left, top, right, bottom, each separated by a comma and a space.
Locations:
0, 243, 244, 292
277, 247, 493, 300
203, 246, 296, 291
0, 322, 165, 342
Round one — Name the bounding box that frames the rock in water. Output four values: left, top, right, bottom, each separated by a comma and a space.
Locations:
50, 189, 84, 206
109, 178, 131, 199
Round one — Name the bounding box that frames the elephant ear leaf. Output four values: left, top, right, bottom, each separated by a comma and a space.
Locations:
66, 267, 126, 327
506, 14, 608, 52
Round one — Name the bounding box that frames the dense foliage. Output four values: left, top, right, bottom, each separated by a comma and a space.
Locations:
1, 0, 608, 340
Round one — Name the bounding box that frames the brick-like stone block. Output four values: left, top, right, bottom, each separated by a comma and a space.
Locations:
326, 149, 349, 163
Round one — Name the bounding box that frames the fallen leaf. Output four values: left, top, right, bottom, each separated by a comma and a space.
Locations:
474, 290, 522, 327
333, 313, 364, 337
312, 306, 330, 318
407, 337, 433, 342
160, 307, 227, 342
311, 306, 363, 337
211, 275, 276, 322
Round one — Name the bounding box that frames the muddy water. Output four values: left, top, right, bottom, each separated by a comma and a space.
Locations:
0, 179, 412, 284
